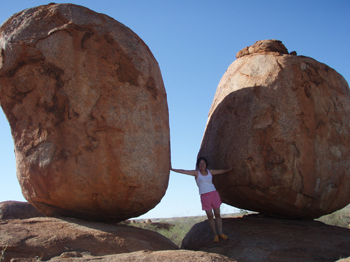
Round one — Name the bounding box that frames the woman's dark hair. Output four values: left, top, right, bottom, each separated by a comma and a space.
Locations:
196, 157, 208, 169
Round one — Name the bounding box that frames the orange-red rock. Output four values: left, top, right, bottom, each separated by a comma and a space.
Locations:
0, 201, 44, 220
0, 217, 178, 262
0, 4, 170, 221
47, 250, 236, 262
235, 39, 289, 59
199, 40, 350, 219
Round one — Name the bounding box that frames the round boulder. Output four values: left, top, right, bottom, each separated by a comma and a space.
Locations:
0, 4, 170, 221
199, 40, 350, 219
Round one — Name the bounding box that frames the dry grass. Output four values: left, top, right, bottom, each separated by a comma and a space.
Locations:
124, 211, 246, 247
123, 216, 205, 247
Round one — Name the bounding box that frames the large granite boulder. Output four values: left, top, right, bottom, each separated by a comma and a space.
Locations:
199, 40, 350, 219
0, 4, 170, 221
0, 217, 178, 262
182, 215, 350, 262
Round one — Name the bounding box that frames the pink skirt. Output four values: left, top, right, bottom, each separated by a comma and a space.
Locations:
200, 190, 222, 211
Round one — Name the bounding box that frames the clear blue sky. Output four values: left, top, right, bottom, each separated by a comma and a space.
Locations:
0, 0, 349, 219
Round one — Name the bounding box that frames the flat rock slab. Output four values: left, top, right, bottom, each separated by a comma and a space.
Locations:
182, 214, 350, 262
0, 217, 178, 262
45, 250, 236, 262
0, 201, 44, 220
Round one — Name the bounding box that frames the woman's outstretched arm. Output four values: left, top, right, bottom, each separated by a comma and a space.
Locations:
171, 168, 197, 176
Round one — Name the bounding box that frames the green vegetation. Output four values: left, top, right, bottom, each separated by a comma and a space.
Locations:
125, 213, 243, 247
126, 216, 205, 247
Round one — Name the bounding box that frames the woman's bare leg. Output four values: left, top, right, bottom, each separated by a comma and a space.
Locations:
205, 209, 217, 236
213, 207, 223, 235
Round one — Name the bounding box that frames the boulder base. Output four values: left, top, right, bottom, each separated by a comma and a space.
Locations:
182, 215, 350, 262
199, 40, 350, 219
47, 250, 236, 262
0, 201, 44, 220
0, 217, 178, 262
0, 3, 170, 221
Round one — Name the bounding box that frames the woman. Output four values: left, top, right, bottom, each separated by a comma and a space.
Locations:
171, 157, 232, 242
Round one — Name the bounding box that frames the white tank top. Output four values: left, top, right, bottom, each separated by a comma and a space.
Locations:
195, 170, 216, 195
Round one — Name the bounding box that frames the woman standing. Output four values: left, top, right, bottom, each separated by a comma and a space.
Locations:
171, 157, 231, 242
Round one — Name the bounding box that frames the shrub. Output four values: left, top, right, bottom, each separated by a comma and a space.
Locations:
125, 213, 243, 247
124, 216, 205, 247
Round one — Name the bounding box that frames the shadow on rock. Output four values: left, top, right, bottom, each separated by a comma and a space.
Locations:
0, 201, 45, 220
182, 214, 350, 262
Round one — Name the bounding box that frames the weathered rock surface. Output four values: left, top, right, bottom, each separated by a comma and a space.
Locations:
0, 217, 178, 262
0, 201, 44, 220
182, 214, 350, 262
338, 258, 350, 262
0, 3, 170, 221
236, 39, 289, 59
199, 39, 350, 219
45, 250, 236, 261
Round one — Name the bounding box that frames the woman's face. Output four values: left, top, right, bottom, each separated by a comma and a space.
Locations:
198, 159, 207, 171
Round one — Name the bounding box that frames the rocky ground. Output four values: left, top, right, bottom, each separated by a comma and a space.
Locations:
2, 201, 350, 261
182, 214, 350, 262
1, 216, 178, 261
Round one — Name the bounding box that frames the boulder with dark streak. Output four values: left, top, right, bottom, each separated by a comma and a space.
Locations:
199, 40, 350, 219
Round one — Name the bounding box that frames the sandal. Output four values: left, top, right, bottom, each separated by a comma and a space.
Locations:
219, 234, 228, 240
214, 235, 219, 242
